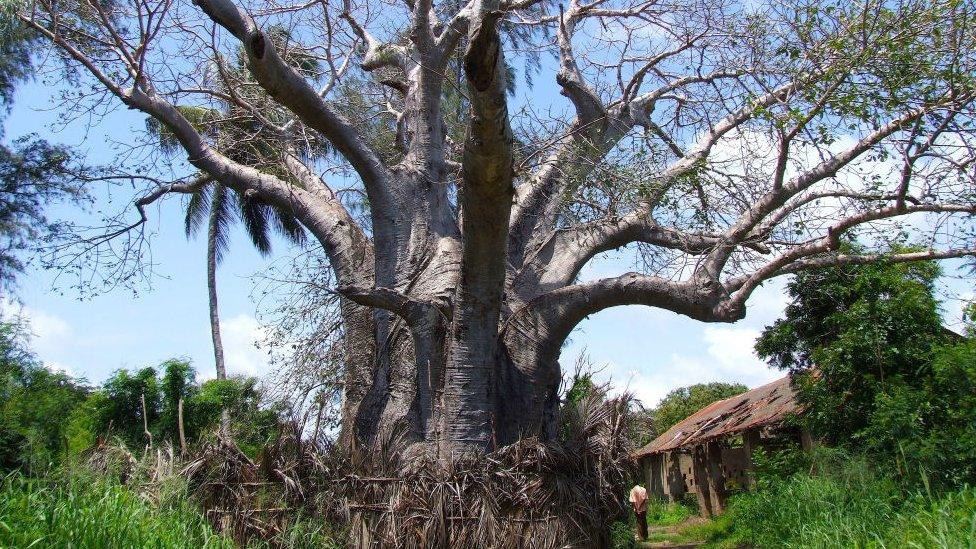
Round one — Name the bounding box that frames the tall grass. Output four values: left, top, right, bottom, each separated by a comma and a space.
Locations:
709, 453, 976, 548
885, 488, 976, 548
0, 471, 234, 548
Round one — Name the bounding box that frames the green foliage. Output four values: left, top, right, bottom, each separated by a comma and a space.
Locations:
609, 511, 639, 549
859, 338, 976, 486
564, 372, 596, 406
185, 376, 281, 456
0, 471, 235, 548
651, 382, 748, 434
705, 452, 976, 548
755, 248, 976, 486
0, 321, 89, 472
97, 366, 162, 449
92, 362, 281, 457
0, 136, 89, 288
0, 7, 90, 289
645, 497, 695, 527
0, 0, 34, 114
0, 320, 282, 471
0, 461, 347, 548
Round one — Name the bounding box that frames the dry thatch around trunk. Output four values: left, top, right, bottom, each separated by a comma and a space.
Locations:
81, 388, 635, 548
181, 426, 342, 547
330, 391, 636, 548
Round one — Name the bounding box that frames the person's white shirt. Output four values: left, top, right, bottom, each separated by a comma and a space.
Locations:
629, 484, 648, 513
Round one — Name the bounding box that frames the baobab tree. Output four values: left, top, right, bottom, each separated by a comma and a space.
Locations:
15, 0, 976, 455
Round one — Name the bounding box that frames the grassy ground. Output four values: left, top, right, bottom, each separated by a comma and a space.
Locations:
0, 471, 235, 548
622, 466, 976, 549
0, 468, 343, 548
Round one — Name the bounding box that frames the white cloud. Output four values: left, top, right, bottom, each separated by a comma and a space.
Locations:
45, 360, 77, 377
219, 313, 273, 378
580, 324, 780, 409
24, 306, 72, 343
1, 299, 73, 360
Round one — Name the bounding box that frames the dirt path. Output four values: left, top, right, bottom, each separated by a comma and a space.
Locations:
639, 516, 708, 548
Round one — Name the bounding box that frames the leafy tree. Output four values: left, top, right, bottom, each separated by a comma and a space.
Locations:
96, 367, 162, 449
148, 40, 312, 379
0, 320, 89, 472
755, 248, 949, 444
564, 372, 597, 407
651, 382, 748, 434
187, 377, 281, 455
756, 250, 976, 485
88, 360, 281, 456
158, 359, 195, 443
0, 2, 32, 111
0, 5, 88, 289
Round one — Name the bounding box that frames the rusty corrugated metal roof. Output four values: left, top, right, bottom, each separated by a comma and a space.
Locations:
633, 375, 801, 458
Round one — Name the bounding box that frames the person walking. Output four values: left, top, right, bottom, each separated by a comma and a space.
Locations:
629, 483, 648, 541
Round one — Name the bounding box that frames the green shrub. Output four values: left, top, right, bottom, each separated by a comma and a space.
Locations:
0, 321, 90, 472
756, 252, 976, 489
610, 512, 638, 549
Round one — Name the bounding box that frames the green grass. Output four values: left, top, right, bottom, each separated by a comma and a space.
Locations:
0, 471, 234, 548
645, 498, 695, 527
695, 459, 976, 549
614, 452, 976, 549
611, 498, 698, 547
883, 488, 976, 548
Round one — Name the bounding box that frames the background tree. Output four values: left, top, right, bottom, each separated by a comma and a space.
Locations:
756, 250, 976, 485
755, 246, 947, 441
147, 43, 312, 379
96, 366, 162, 450
0, 6, 87, 289
15, 0, 976, 456
651, 382, 748, 435
0, 319, 89, 472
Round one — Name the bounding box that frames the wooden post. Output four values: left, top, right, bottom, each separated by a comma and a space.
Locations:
140, 393, 153, 449
800, 428, 817, 452
177, 398, 188, 455
742, 428, 762, 488
690, 445, 713, 518
705, 440, 727, 514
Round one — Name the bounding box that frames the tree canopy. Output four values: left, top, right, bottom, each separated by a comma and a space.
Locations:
9, 0, 976, 454
0, 6, 87, 289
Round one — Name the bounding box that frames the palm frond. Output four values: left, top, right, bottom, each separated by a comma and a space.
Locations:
269, 205, 306, 246
184, 181, 213, 238
210, 184, 234, 265
147, 106, 219, 156
235, 191, 272, 256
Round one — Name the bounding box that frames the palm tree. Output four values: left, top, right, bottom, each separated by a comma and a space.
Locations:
148, 31, 316, 380
184, 180, 306, 380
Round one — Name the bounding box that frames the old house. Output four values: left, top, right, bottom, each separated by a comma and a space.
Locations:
632, 375, 811, 517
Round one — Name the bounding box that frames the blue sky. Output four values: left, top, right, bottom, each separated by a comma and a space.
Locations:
5, 69, 974, 410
